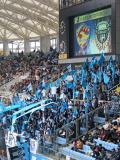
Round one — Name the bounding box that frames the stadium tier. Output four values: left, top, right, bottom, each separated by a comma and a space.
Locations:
0, 0, 120, 160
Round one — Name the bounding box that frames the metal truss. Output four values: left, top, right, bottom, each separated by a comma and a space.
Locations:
0, 0, 59, 40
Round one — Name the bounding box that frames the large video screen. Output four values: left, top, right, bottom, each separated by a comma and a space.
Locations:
74, 8, 112, 56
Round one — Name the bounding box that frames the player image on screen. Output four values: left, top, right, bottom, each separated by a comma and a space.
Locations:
76, 24, 90, 55
74, 8, 112, 56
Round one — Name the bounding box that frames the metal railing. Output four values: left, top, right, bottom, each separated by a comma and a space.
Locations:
54, 100, 120, 145
2, 100, 119, 160
37, 145, 66, 160
108, 83, 120, 93
2, 94, 120, 160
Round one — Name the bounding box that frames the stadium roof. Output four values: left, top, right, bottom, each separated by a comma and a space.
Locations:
0, 0, 59, 40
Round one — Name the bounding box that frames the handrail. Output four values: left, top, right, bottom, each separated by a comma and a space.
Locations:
15, 102, 58, 123
71, 99, 119, 104
108, 83, 120, 92
54, 100, 119, 141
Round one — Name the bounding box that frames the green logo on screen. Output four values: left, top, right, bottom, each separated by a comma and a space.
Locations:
96, 21, 110, 44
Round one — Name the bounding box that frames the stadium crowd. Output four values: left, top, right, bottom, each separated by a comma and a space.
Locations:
0, 52, 120, 160
0, 49, 59, 87
72, 115, 120, 160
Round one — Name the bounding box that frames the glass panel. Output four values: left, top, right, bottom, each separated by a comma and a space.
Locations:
36, 41, 40, 47
0, 43, 3, 50
50, 38, 57, 49
8, 43, 12, 49
30, 42, 35, 48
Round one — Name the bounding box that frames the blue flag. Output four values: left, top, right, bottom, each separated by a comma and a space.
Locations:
67, 64, 72, 72
0, 103, 4, 114
83, 90, 88, 99
26, 83, 32, 92
45, 82, 49, 89
56, 79, 60, 88
92, 72, 97, 83
98, 53, 105, 65
109, 56, 115, 78
73, 74, 77, 82
61, 74, 67, 80
81, 69, 87, 88
90, 56, 98, 69
35, 89, 41, 99
50, 80, 54, 88
109, 56, 113, 63
103, 73, 110, 84
97, 69, 102, 82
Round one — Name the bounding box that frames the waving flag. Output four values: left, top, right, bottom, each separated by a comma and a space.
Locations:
97, 69, 102, 82
50, 80, 54, 88
81, 68, 87, 88
109, 56, 115, 78
92, 72, 97, 83
90, 56, 97, 69
98, 53, 105, 65
56, 79, 60, 88
73, 74, 77, 82
67, 64, 72, 72
26, 83, 33, 92
0, 103, 4, 113
83, 87, 91, 99
82, 58, 89, 70
35, 89, 41, 99
103, 73, 110, 84
109, 56, 113, 63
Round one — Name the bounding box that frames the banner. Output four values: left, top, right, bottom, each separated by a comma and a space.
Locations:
51, 87, 57, 95
30, 139, 38, 154
5, 132, 17, 147
8, 143, 29, 160
66, 75, 73, 81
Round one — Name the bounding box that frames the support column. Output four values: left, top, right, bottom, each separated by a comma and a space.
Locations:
3, 40, 9, 56
76, 119, 81, 138
56, 34, 59, 51
40, 36, 50, 53
24, 39, 30, 54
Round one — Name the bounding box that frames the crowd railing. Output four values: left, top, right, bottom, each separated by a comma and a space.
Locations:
54, 100, 120, 145
3, 100, 120, 159
37, 145, 65, 160
108, 83, 120, 93
50, 100, 120, 160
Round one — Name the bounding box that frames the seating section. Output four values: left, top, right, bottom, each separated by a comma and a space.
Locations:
64, 116, 120, 160
0, 53, 120, 160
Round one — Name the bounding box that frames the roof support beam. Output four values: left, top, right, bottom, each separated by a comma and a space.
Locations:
0, 11, 49, 36
0, 0, 59, 40
0, 2, 58, 31
0, 19, 24, 39
34, 0, 58, 10
8, 0, 58, 20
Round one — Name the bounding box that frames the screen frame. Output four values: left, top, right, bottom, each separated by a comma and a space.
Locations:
71, 7, 112, 57
59, 0, 116, 59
